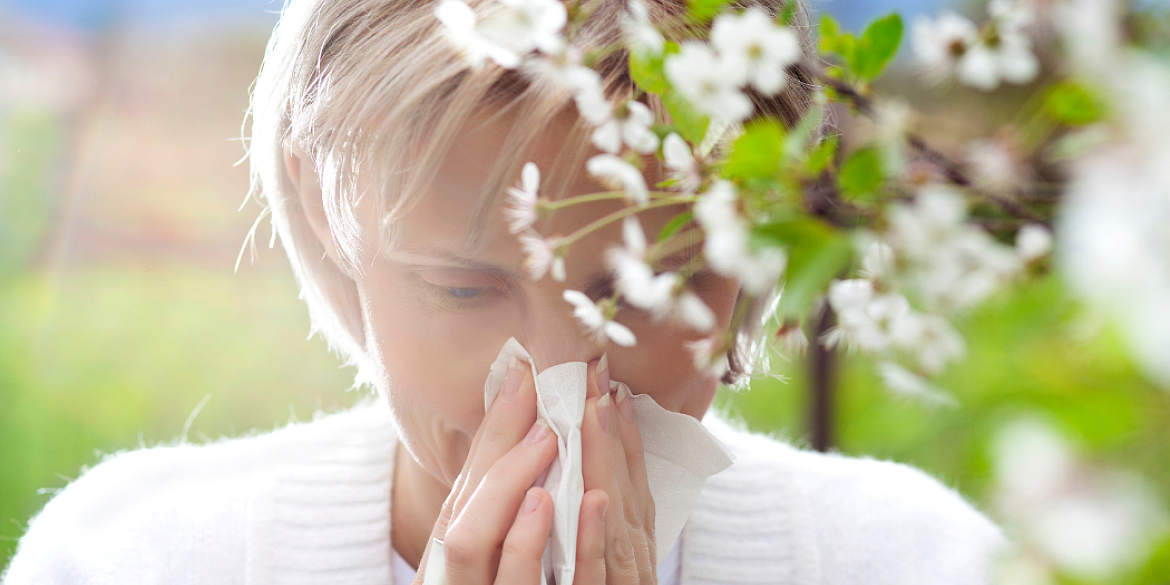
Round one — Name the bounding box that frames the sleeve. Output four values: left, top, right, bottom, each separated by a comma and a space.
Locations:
793, 451, 1010, 585
2, 446, 249, 585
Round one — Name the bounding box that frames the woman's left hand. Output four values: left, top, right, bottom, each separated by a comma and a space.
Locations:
572, 358, 658, 585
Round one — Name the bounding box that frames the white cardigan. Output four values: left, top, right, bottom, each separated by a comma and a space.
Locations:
2, 400, 1007, 585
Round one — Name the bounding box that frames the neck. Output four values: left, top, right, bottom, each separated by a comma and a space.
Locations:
391, 442, 450, 570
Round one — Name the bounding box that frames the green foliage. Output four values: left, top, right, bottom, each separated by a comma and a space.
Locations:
805, 135, 839, 175
718, 275, 1170, 511
687, 0, 733, 24
855, 14, 903, 80
657, 210, 694, 242
753, 217, 852, 318
629, 41, 678, 95
836, 146, 884, 201
662, 92, 710, 146
0, 269, 357, 566
723, 119, 787, 179
1045, 82, 1108, 126
819, 13, 903, 81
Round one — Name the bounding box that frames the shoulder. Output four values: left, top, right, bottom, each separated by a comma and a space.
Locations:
696, 416, 1007, 585
2, 400, 396, 585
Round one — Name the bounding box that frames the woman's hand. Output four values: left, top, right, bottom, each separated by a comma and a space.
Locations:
411, 356, 656, 585
412, 358, 559, 585
574, 359, 658, 585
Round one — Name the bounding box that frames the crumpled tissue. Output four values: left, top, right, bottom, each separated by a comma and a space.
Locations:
483, 338, 735, 585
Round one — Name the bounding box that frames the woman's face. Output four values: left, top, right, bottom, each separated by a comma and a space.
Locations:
350, 109, 741, 487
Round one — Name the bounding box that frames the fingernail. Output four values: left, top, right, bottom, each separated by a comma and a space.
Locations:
597, 393, 611, 434
597, 353, 611, 395
523, 420, 549, 444
503, 356, 522, 398
523, 489, 540, 514
616, 384, 634, 425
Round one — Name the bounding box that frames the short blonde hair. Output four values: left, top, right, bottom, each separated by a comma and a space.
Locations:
247, 0, 818, 386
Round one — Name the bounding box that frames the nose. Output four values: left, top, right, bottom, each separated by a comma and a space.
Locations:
517, 294, 605, 371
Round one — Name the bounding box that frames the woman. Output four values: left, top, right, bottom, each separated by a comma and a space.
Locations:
3, 0, 1006, 583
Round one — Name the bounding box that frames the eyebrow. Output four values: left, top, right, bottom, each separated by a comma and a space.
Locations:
391, 246, 521, 281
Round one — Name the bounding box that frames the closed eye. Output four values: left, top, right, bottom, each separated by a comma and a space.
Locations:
414, 268, 508, 309
445, 286, 485, 299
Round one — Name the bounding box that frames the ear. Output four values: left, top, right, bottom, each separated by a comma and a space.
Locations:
283, 145, 345, 270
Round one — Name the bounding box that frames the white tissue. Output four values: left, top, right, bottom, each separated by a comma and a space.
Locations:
483, 338, 735, 585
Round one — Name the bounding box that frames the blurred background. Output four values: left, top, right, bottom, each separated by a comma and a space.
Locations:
1, 0, 1167, 581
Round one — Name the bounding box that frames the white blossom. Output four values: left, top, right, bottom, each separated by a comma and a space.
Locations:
435, 0, 566, 69
775, 321, 809, 356
435, 0, 523, 69
677, 291, 716, 332
520, 233, 556, 280
887, 187, 1022, 312
662, 133, 701, 193
567, 66, 612, 125
624, 0, 664, 56
505, 162, 540, 234
709, 7, 801, 95
665, 42, 753, 122
695, 182, 786, 294
525, 53, 613, 124
861, 239, 896, 281
890, 312, 966, 375
912, 11, 1037, 90
988, 0, 1036, 32
687, 336, 729, 377
592, 100, 659, 154
563, 290, 637, 346
586, 154, 649, 204
966, 135, 1031, 192
992, 418, 1169, 580
876, 361, 958, 407
824, 279, 888, 352
608, 217, 678, 318
912, 12, 981, 83
1059, 140, 1170, 386
1015, 223, 1053, 263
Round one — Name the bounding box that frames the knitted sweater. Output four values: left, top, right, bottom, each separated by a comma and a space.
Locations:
2, 400, 1006, 585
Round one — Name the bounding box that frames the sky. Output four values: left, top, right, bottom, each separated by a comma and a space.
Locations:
0, 0, 948, 32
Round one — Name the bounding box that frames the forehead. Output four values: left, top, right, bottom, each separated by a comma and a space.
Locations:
396, 107, 660, 254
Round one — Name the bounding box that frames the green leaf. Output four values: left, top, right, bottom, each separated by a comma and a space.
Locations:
856, 13, 903, 80
687, 0, 733, 24
722, 119, 787, 180
805, 135, 839, 175
629, 42, 679, 95
662, 92, 710, 145
754, 219, 852, 317
836, 146, 883, 201
1045, 82, 1107, 126
780, 0, 797, 25
819, 14, 843, 54
657, 210, 694, 243
784, 97, 825, 161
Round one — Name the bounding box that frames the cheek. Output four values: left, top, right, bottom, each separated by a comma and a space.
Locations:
608, 274, 739, 419
356, 269, 512, 483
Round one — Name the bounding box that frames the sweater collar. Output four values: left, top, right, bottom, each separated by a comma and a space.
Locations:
681, 417, 823, 585
245, 403, 820, 585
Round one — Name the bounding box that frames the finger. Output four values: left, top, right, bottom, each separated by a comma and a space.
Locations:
587, 354, 610, 400
495, 487, 554, 585
455, 357, 538, 513
572, 489, 609, 585
614, 383, 654, 545
603, 389, 655, 581
444, 421, 557, 585
581, 393, 641, 585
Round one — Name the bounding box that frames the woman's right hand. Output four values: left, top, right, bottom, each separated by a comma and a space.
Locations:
411, 357, 560, 585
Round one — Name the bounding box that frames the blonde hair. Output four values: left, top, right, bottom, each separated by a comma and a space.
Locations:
246, 0, 818, 386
